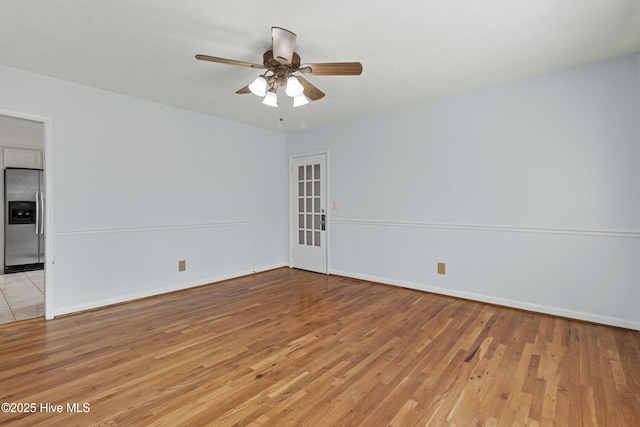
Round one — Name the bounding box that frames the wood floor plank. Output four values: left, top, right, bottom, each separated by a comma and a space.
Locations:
0, 267, 639, 426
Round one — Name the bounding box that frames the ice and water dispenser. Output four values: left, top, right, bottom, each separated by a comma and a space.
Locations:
8, 201, 36, 225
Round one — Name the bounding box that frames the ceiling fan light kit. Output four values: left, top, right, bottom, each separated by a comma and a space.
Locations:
262, 88, 279, 107
248, 76, 267, 97
285, 76, 304, 97
196, 27, 362, 108
293, 94, 309, 107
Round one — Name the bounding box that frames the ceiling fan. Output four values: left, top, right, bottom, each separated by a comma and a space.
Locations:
195, 27, 363, 107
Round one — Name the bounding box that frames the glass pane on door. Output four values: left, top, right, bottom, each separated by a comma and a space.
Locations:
297, 163, 322, 246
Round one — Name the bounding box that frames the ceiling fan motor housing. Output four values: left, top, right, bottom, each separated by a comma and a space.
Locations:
263, 50, 302, 85
264, 50, 300, 68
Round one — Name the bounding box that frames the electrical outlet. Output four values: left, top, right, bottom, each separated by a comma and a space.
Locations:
437, 262, 446, 275
178, 260, 186, 272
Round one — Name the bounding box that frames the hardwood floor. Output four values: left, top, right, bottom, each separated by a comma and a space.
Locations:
0, 268, 638, 426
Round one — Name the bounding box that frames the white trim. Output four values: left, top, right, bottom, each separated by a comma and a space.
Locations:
331, 218, 640, 239
55, 219, 287, 236
326, 151, 331, 274
54, 263, 286, 317
0, 108, 55, 320
289, 149, 330, 158
330, 268, 640, 331
288, 160, 293, 268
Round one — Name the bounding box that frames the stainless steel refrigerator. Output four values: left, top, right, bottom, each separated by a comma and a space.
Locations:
4, 168, 45, 273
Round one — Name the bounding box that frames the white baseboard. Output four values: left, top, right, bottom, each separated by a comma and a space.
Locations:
330, 269, 640, 331
54, 263, 287, 317
54, 264, 639, 331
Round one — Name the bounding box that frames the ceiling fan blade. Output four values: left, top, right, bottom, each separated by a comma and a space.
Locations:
272, 27, 296, 65
297, 76, 325, 101
235, 85, 251, 94
195, 54, 265, 69
299, 62, 363, 76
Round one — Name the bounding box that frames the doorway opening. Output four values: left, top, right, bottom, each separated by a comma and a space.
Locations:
0, 111, 53, 325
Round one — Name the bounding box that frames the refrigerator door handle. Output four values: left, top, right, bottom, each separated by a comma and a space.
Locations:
40, 191, 45, 234
35, 192, 40, 235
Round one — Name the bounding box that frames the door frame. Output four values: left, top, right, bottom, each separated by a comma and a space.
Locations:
289, 150, 330, 274
0, 108, 54, 320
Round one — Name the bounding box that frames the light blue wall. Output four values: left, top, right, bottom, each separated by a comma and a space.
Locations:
2, 53, 638, 329
287, 54, 640, 329
0, 64, 288, 314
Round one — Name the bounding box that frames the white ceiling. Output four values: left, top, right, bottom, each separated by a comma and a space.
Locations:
1, 1, 639, 133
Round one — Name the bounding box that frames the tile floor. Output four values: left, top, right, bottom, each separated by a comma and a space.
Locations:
0, 270, 44, 325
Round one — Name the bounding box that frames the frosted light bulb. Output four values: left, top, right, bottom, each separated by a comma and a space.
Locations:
285, 76, 304, 97
249, 76, 267, 97
262, 90, 278, 107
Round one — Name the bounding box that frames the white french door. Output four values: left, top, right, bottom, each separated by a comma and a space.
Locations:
290, 152, 327, 274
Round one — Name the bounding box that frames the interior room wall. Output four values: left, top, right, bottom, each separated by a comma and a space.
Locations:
1, 52, 637, 329
0, 64, 289, 315
287, 53, 640, 329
